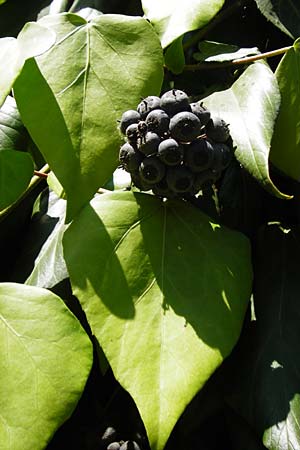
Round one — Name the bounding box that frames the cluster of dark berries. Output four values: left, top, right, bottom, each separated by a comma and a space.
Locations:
118, 89, 234, 198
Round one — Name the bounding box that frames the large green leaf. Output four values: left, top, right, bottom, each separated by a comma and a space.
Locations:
226, 224, 300, 450
15, 13, 163, 222
0, 282, 92, 450
204, 62, 291, 199
0, 150, 34, 210
254, 0, 300, 39
0, 95, 29, 152
63, 190, 252, 450
142, 0, 225, 48
270, 41, 300, 182
0, 21, 55, 108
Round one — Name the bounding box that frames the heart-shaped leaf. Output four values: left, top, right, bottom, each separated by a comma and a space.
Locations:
204, 62, 291, 199
63, 190, 252, 450
0, 282, 92, 450
270, 40, 300, 182
0, 149, 34, 210
142, 0, 225, 48
0, 21, 55, 108
15, 13, 163, 221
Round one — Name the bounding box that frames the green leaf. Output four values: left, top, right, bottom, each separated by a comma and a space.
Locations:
226, 224, 300, 450
142, 0, 225, 48
0, 95, 29, 152
0, 149, 34, 210
15, 13, 163, 222
164, 36, 185, 74
204, 62, 291, 199
0, 282, 92, 450
254, 0, 300, 39
63, 190, 252, 450
193, 40, 259, 62
0, 21, 55, 109
270, 42, 300, 182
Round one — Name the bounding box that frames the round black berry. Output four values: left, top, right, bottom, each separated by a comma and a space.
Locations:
119, 143, 143, 172
193, 169, 220, 192
205, 117, 230, 143
152, 177, 176, 198
139, 156, 165, 184
166, 166, 194, 193
157, 138, 184, 166
138, 131, 161, 156
160, 89, 190, 116
145, 109, 170, 135
137, 96, 161, 118
119, 441, 140, 450
131, 171, 152, 191
184, 138, 214, 172
100, 427, 118, 448
190, 102, 211, 126
169, 111, 201, 143
212, 142, 232, 171
126, 123, 140, 144
120, 110, 141, 135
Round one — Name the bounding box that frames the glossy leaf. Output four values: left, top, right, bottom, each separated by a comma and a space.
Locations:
227, 224, 300, 450
270, 41, 300, 182
63, 190, 252, 450
0, 282, 92, 450
193, 40, 259, 62
15, 13, 163, 221
204, 62, 291, 199
142, 0, 225, 48
254, 0, 300, 39
0, 149, 34, 210
0, 95, 29, 152
0, 21, 55, 108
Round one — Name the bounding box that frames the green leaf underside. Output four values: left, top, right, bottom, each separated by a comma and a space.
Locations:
0, 150, 33, 210
193, 40, 259, 63
228, 224, 300, 450
63, 190, 252, 450
254, 0, 300, 39
15, 13, 163, 221
142, 0, 225, 48
270, 42, 300, 182
164, 36, 185, 74
0, 22, 55, 108
0, 283, 92, 450
204, 62, 291, 199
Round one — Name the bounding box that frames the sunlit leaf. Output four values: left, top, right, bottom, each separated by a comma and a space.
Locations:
63, 190, 252, 450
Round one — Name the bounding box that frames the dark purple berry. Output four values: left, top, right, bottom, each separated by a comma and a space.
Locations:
131, 171, 152, 191
157, 138, 184, 166
152, 177, 176, 198
137, 96, 161, 118
120, 110, 141, 134
205, 117, 230, 143
145, 109, 170, 135
138, 131, 161, 156
169, 111, 201, 142
190, 102, 211, 126
139, 156, 165, 184
126, 123, 139, 143
166, 166, 194, 193
212, 142, 232, 170
160, 89, 190, 116
193, 169, 220, 191
119, 143, 143, 172
184, 138, 214, 172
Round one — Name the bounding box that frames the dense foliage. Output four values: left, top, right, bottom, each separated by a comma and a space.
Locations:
1, 1, 300, 449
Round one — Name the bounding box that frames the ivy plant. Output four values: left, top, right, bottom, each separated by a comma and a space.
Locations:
0, 1, 299, 450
